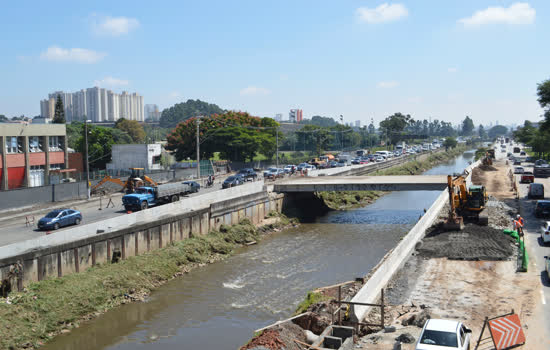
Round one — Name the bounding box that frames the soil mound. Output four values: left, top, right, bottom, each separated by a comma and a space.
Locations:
417, 224, 516, 260
478, 164, 498, 171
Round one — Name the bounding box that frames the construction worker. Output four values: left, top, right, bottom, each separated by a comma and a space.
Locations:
513, 217, 524, 236
517, 214, 525, 226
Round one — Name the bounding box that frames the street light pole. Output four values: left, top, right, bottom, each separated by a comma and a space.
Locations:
276, 128, 279, 168
84, 119, 91, 199
340, 115, 344, 152
196, 116, 201, 180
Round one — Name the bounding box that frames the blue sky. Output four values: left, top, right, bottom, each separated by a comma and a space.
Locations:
1, 1, 549, 127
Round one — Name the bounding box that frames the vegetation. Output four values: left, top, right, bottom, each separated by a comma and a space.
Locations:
159, 99, 225, 128
443, 137, 457, 150
461, 116, 474, 136
53, 95, 65, 124
0, 216, 295, 350
294, 291, 331, 315
166, 111, 279, 162
488, 125, 508, 139
114, 118, 146, 143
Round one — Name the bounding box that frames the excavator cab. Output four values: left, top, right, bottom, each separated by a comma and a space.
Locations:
466, 185, 487, 211
445, 174, 489, 230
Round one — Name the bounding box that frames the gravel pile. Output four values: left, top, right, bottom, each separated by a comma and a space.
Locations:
417, 224, 516, 261
486, 198, 517, 230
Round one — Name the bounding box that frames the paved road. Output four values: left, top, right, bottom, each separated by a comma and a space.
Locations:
499, 141, 550, 340
0, 181, 223, 248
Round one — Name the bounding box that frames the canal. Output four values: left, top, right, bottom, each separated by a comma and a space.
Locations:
44, 150, 474, 350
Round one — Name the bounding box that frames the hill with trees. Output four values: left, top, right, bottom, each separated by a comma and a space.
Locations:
159, 99, 225, 128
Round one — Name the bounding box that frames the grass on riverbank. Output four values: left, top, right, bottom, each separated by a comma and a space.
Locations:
318, 145, 470, 209
0, 214, 294, 350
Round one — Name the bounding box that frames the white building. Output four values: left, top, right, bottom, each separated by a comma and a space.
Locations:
274, 113, 283, 122
40, 87, 144, 122
106, 144, 163, 173
145, 104, 161, 121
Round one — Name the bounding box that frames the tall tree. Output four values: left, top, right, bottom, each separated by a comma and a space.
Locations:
537, 78, 550, 130
478, 124, 487, 139
159, 99, 225, 128
443, 137, 457, 150
488, 125, 508, 138
115, 118, 146, 143
461, 116, 474, 136
53, 95, 65, 124
379, 113, 412, 145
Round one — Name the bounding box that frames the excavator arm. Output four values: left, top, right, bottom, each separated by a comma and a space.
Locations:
91, 176, 126, 194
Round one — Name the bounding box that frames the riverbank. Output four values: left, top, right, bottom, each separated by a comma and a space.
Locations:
0, 213, 297, 350
319, 145, 470, 209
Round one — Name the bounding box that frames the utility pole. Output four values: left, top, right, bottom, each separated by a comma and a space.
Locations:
276, 128, 279, 168
340, 115, 344, 152
196, 116, 201, 180
84, 120, 91, 199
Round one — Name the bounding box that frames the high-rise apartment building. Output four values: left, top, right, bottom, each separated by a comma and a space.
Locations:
355, 120, 361, 127
40, 87, 144, 122
274, 113, 283, 122
289, 109, 303, 123
145, 104, 161, 121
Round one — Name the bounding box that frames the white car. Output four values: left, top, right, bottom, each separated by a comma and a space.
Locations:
541, 221, 550, 244
416, 319, 471, 350
514, 167, 524, 174
283, 165, 295, 173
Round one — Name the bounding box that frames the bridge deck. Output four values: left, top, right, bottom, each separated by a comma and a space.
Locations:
273, 175, 448, 192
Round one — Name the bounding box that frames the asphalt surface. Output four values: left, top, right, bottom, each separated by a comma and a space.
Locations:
501, 142, 550, 338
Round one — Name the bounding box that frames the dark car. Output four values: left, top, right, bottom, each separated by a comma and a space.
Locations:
329, 160, 338, 168
183, 181, 200, 193
237, 168, 258, 181
38, 209, 82, 230
535, 200, 550, 218
222, 175, 242, 189
351, 158, 361, 165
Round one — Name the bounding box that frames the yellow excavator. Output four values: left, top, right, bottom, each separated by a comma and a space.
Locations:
445, 171, 489, 230
91, 168, 157, 195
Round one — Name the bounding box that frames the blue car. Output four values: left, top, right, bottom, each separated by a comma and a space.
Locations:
38, 209, 82, 230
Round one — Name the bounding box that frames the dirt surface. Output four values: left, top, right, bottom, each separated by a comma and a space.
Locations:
417, 223, 516, 260
241, 323, 306, 350
471, 159, 516, 200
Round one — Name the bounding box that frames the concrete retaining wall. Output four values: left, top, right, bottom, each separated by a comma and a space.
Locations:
0, 186, 283, 291
0, 182, 88, 210
350, 159, 480, 322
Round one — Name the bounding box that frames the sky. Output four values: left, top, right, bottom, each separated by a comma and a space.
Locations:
1, 1, 549, 127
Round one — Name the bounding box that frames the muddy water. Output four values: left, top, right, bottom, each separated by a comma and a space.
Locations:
44, 151, 474, 350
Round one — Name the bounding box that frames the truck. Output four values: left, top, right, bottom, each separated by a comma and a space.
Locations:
122, 182, 192, 211
513, 147, 521, 154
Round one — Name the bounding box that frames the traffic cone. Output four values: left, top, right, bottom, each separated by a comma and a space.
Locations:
46, 231, 52, 235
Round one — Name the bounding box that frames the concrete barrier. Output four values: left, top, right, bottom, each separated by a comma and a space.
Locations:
350, 159, 480, 322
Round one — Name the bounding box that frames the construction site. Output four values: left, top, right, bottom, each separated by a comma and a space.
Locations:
241, 150, 542, 350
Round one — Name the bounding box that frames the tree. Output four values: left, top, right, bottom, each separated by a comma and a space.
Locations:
115, 118, 146, 143
513, 121, 537, 144
159, 99, 225, 128
53, 95, 65, 124
367, 121, 376, 134
379, 113, 412, 145
537, 78, 550, 130
461, 116, 474, 136
443, 137, 457, 150
0, 115, 7, 122
478, 124, 487, 139
165, 111, 278, 162
488, 125, 508, 138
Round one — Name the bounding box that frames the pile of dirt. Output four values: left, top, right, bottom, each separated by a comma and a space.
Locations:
478, 164, 498, 171
417, 224, 516, 260
486, 198, 517, 230
241, 323, 306, 350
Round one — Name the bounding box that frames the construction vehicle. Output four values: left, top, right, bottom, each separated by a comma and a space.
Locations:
445, 171, 489, 230
482, 150, 494, 166
91, 168, 158, 195
122, 182, 192, 211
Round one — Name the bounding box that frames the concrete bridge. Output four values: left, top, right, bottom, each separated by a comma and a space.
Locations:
273, 175, 448, 192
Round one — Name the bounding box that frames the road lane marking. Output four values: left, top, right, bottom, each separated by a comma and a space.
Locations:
541, 290, 546, 305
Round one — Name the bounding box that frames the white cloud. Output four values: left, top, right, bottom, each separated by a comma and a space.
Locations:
356, 3, 408, 24
377, 81, 399, 88
458, 2, 535, 27
448, 67, 458, 73
240, 86, 271, 96
169, 91, 182, 98
40, 46, 106, 64
92, 15, 140, 36
93, 76, 129, 87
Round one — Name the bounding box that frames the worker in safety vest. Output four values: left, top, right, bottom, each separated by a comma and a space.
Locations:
517, 214, 525, 226
513, 218, 524, 236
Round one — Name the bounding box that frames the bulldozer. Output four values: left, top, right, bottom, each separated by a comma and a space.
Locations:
91, 168, 158, 195
444, 171, 489, 230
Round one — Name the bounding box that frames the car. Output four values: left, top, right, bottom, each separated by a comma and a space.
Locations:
416, 319, 471, 350
263, 167, 278, 177
237, 168, 258, 181
520, 151, 526, 156
513, 159, 522, 165
264, 168, 284, 179
541, 221, 550, 244
535, 159, 548, 166
222, 175, 242, 189
351, 158, 361, 165
38, 209, 82, 230
296, 163, 309, 171
501, 149, 506, 153
546, 256, 550, 279
514, 166, 524, 174
536, 201, 550, 218
329, 160, 338, 168
359, 159, 369, 164
283, 165, 295, 173
528, 183, 544, 199
336, 160, 347, 167
520, 172, 534, 184
182, 181, 200, 193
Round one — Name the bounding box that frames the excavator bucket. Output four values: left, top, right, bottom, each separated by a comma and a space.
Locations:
444, 216, 464, 231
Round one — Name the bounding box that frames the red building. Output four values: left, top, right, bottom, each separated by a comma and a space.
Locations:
0, 123, 68, 190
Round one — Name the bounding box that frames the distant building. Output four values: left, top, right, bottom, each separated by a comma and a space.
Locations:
106, 144, 162, 173
145, 104, 161, 121
289, 109, 303, 123
41, 87, 144, 123
355, 120, 361, 127
274, 113, 283, 122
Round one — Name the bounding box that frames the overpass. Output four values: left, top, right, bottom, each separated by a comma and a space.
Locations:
273, 175, 448, 192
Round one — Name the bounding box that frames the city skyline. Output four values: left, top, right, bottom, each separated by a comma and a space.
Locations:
1, 1, 549, 125
40, 87, 144, 122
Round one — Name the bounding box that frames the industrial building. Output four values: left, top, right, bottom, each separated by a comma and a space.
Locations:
0, 123, 68, 190
106, 144, 163, 173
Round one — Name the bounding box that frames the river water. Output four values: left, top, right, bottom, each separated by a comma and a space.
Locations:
44, 151, 474, 350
